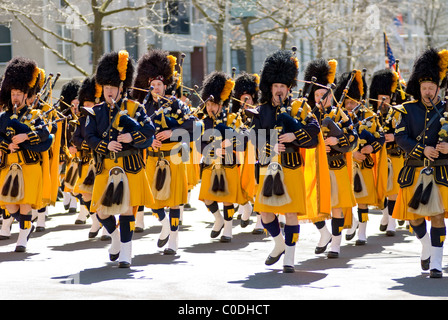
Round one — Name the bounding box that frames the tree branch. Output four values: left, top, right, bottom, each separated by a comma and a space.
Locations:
12, 12, 89, 76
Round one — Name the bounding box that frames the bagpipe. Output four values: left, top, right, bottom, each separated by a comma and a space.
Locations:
259, 83, 318, 207
315, 71, 354, 153
205, 98, 235, 197
438, 70, 448, 143
4, 73, 70, 153
96, 94, 155, 214
408, 88, 448, 216
130, 86, 183, 133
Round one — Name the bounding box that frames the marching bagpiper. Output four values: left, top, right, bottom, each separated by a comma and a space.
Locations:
59, 80, 81, 217
304, 58, 358, 258
198, 71, 247, 243
252, 49, 330, 273
393, 47, 448, 278
71, 75, 107, 239
369, 68, 406, 236
85, 50, 155, 268
335, 70, 387, 246
0, 57, 53, 252
133, 49, 194, 255
231, 71, 263, 234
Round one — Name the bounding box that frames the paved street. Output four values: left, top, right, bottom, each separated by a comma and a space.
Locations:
0, 185, 447, 300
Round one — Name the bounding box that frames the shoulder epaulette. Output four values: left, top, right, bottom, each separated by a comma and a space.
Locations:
393, 102, 414, 115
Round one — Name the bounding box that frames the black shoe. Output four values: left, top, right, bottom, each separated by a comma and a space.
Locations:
283, 265, 295, 273
398, 220, 405, 226
421, 257, 430, 271
88, 230, 100, 239
220, 236, 232, 243
163, 248, 176, 255
240, 219, 250, 228
36, 226, 46, 232
379, 224, 387, 232
157, 236, 169, 248
252, 228, 264, 235
183, 203, 196, 211
386, 230, 396, 237
355, 239, 367, 246
14, 246, 26, 253
210, 224, 224, 239
327, 251, 339, 259
430, 269, 443, 278
346, 231, 356, 241
0, 235, 11, 240
110, 253, 119, 262
118, 261, 131, 268
265, 250, 285, 266
315, 238, 332, 254
100, 235, 111, 241
75, 219, 86, 225
134, 227, 144, 233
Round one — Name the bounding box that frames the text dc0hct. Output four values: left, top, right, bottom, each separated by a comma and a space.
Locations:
178, 304, 270, 317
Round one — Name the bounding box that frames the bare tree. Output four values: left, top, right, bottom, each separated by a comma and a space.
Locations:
0, 0, 176, 75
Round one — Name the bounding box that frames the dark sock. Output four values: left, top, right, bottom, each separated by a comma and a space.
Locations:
169, 208, 180, 232
331, 217, 345, 236
205, 201, 219, 214
96, 215, 117, 234
262, 215, 281, 238
223, 204, 235, 221
119, 215, 135, 243
411, 220, 427, 240
314, 221, 326, 230
284, 225, 300, 246
430, 227, 446, 247
357, 208, 369, 223
152, 208, 166, 221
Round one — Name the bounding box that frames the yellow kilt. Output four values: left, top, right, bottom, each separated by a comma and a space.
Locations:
239, 140, 257, 203
186, 142, 201, 190
331, 166, 357, 209
73, 160, 94, 195
199, 164, 246, 204
393, 167, 448, 221
355, 166, 378, 205
386, 156, 404, 197
91, 157, 153, 213
254, 165, 307, 216
0, 152, 43, 209
146, 143, 188, 209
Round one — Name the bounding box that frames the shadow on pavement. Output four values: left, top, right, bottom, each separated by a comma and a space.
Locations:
228, 269, 327, 289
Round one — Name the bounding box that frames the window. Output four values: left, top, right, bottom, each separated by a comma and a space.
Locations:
164, 0, 190, 35
0, 25, 12, 64
125, 28, 139, 60
56, 24, 73, 62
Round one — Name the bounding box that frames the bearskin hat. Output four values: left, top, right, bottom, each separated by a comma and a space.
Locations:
369, 69, 397, 99
334, 70, 367, 103
303, 58, 337, 108
60, 79, 80, 112
231, 72, 259, 112
95, 50, 134, 90
78, 75, 102, 106
406, 47, 448, 101
200, 71, 235, 107
0, 57, 39, 107
259, 50, 299, 104
132, 49, 177, 102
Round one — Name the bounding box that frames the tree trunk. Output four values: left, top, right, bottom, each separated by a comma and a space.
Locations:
91, 8, 105, 73
241, 17, 254, 73
215, 28, 224, 71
